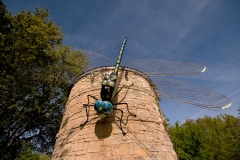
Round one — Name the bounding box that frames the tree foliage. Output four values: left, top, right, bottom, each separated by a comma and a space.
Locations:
168, 114, 240, 160
15, 141, 50, 160
0, 1, 87, 158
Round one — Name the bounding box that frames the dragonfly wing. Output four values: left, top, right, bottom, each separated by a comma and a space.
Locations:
150, 77, 232, 110
80, 49, 113, 71
122, 59, 206, 76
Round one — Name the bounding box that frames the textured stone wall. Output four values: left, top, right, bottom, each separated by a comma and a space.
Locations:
52, 68, 178, 160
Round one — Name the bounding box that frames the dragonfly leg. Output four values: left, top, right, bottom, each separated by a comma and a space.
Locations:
113, 108, 126, 135
113, 102, 136, 117
111, 82, 134, 101
80, 94, 98, 128
87, 94, 98, 101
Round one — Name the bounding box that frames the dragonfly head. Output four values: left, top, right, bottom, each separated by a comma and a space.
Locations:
94, 100, 113, 118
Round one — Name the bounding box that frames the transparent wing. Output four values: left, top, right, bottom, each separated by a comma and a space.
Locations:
122, 59, 206, 76
150, 77, 232, 110
80, 49, 113, 71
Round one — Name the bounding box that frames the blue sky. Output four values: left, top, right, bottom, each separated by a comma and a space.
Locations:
4, 0, 240, 124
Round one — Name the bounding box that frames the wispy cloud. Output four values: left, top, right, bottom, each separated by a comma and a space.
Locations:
62, 0, 211, 59
228, 88, 240, 98
189, 109, 207, 120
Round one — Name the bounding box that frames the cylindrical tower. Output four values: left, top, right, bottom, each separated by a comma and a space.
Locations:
52, 67, 178, 160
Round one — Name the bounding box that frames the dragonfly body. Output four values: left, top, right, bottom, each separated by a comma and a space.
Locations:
80, 37, 134, 135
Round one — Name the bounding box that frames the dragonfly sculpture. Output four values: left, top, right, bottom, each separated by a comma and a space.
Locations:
79, 37, 136, 135
72, 37, 232, 135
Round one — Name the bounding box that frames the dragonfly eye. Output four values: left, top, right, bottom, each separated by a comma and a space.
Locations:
94, 100, 102, 111
102, 101, 113, 115
94, 100, 113, 117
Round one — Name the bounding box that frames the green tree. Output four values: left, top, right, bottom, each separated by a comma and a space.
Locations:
168, 114, 240, 160
15, 141, 50, 160
168, 120, 211, 160
0, 1, 87, 158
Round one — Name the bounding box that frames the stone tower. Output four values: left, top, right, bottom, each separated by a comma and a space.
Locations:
51, 67, 178, 160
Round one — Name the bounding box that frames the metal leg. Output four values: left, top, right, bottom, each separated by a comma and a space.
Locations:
112, 102, 137, 135
112, 102, 136, 117
80, 94, 98, 128
87, 94, 98, 101
113, 108, 126, 135
111, 83, 133, 101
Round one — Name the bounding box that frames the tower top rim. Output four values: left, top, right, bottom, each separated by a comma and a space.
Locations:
70, 66, 159, 98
